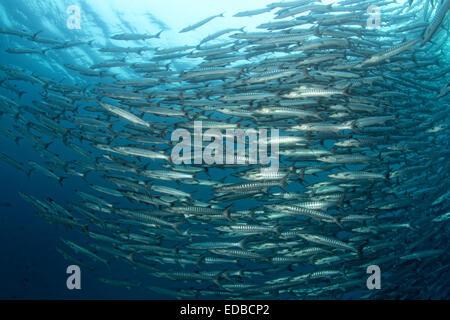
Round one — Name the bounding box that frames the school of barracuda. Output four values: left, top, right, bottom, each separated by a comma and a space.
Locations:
0, 0, 449, 299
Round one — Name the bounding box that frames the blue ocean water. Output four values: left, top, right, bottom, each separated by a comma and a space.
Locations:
0, 0, 256, 299
0, 0, 449, 299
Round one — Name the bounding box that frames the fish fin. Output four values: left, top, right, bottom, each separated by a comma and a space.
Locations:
297, 167, 305, 181
31, 30, 42, 40
280, 176, 289, 192
26, 168, 34, 179
249, 209, 257, 222
82, 224, 89, 233
275, 226, 281, 235
334, 217, 344, 229
173, 222, 182, 235
14, 136, 23, 145
223, 204, 233, 221
194, 256, 203, 267
203, 167, 211, 178
238, 238, 248, 250
303, 69, 312, 79
43, 142, 53, 150
385, 167, 391, 180
58, 177, 67, 186
343, 86, 350, 96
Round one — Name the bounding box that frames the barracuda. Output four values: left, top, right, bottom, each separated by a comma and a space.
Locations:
255, 107, 322, 119
180, 13, 224, 33
167, 204, 233, 221
99, 102, 151, 129
111, 31, 162, 41
328, 171, 387, 181
420, 0, 450, 46
216, 224, 279, 235
298, 234, 358, 253
357, 39, 420, 67
60, 239, 109, 265
106, 146, 170, 162
267, 204, 342, 227
4, 0, 449, 300
215, 178, 288, 194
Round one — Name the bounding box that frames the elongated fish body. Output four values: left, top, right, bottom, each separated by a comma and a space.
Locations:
216, 224, 278, 235
187, 240, 245, 250
400, 249, 444, 261
215, 179, 288, 194
283, 87, 347, 98
180, 13, 224, 33
210, 249, 266, 261
267, 204, 341, 226
328, 171, 387, 181
167, 204, 233, 221
358, 39, 420, 67
108, 146, 170, 162
6, 48, 47, 55
318, 154, 374, 164
99, 101, 151, 129
421, 0, 450, 46
233, 7, 273, 17
111, 31, 162, 41
2, 0, 449, 300
141, 170, 194, 180
298, 234, 358, 253
60, 239, 109, 265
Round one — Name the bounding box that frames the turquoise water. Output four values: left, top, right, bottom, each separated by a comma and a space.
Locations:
0, 0, 448, 299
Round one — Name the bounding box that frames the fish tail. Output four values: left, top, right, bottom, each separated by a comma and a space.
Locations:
297, 167, 305, 181
343, 86, 350, 96
275, 226, 281, 235
58, 176, 67, 186
126, 252, 135, 264
334, 217, 344, 229
223, 204, 233, 221
385, 167, 391, 180
31, 30, 42, 40
173, 222, 182, 235
17, 91, 25, 99
280, 176, 289, 192
26, 168, 34, 179
238, 238, 247, 250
